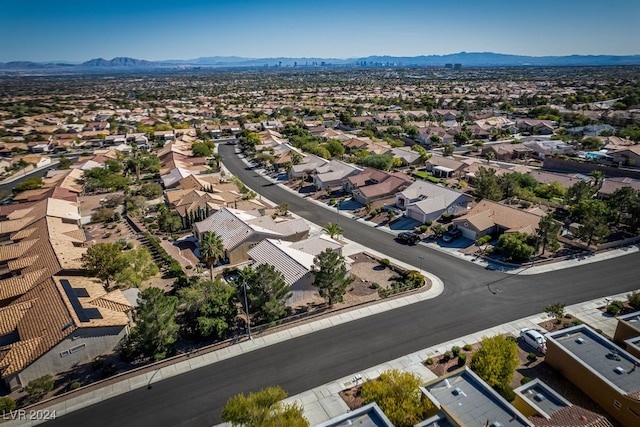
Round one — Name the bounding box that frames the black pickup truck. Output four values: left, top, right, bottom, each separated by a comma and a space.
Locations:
397, 231, 421, 245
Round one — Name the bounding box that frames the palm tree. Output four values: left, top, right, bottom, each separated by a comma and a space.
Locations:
210, 152, 223, 170
322, 222, 343, 239
200, 231, 225, 280
590, 170, 605, 188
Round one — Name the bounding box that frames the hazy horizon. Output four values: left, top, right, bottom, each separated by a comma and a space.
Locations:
1, 0, 639, 63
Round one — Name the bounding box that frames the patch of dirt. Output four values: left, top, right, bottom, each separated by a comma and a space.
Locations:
424, 344, 479, 377
339, 385, 365, 410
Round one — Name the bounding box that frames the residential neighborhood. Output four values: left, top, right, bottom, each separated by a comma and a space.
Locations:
0, 62, 639, 426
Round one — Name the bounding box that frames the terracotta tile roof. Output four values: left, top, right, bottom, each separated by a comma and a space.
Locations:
0, 277, 131, 377
530, 406, 613, 426
454, 200, 544, 235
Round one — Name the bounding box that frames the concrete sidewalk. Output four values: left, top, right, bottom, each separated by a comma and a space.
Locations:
275, 290, 638, 426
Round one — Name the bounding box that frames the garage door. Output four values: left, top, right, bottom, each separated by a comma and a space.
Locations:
406, 207, 424, 223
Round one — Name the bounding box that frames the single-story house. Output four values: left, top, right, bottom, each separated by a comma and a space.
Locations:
313, 160, 363, 191
522, 138, 574, 159
425, 155, 465, 178
290, 154, 329, 179
396, 180, 473, 223
346, 168, 413, 204
193, 207, 309, 265
482, 143, 532, 161
452, 199, 544, 241
247, 234, 345, 304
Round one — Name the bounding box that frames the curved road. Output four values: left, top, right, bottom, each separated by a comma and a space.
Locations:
47, 144, 640, 426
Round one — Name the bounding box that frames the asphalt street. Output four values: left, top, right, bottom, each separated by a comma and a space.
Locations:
45, 144, 640, 426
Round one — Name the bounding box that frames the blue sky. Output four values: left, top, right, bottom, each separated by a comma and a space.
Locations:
1, 0, 639, 62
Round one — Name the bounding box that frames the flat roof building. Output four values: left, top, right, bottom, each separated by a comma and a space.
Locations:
546, 324, 640, 426
421, 367, 532, 427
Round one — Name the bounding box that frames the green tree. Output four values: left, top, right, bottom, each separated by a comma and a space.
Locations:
124, 287, 179, 361
81, 242, 125, 287
536, 214, 560, 254
361, 370, 433, 427
324, 139, 345, 158
58, 155, 73, 170
125, 195, 148, 215
322, 222, 343, 239
442, 143, 455, 157
221, 386, 308, 427
13, 177, 43, 193
246, 264, 290, 324
360, 154, 394, 170
91, 207, 117, 223
139, 182, 163, 199
24, 375, 55, 401
0, 397, 15, 414
311, 249, 352, 306
607, 186, 637, 225
571, 199, 610, 246
565, 181, 595, 205
178, 278, 237, 339
192, 141, 213, 157
581, 136, 603, 150
470, 335, 519, 388
498, 173, 521, 199
497, 232, 534, 261
114, 247, 159, 288
544, 302, 566, 324
411, 144, 431, 163
276, 203, 289, 216
200, 231, 225, 280
474, 167, 503, 201
431, 224, 447, 238
589, 170, 605, 187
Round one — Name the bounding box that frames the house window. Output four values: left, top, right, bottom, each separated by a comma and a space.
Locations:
59, 350, 70, 358
69, 343, 86, 354
614, 400, 622, 410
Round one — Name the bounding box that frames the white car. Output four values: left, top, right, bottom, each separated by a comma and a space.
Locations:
520, 328, 547, 353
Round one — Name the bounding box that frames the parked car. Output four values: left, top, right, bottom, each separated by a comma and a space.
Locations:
520, 328, 547, 353
397, 231, 421, 245
442, 228, 462, 242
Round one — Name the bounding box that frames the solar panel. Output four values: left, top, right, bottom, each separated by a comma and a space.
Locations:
60, 279, 90, 322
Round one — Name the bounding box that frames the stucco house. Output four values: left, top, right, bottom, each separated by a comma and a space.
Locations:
193, 207, 309, 265
396, 181, 473, 223
313, 160, 363, 191
0, 276, 132, 390
247, 234, 345, 304
452, 199, 544, 241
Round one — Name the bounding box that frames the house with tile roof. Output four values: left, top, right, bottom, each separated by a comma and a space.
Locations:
193, 207, 309, 265
425, 155, 466, 178
0, 198, 86, 302
0, 276, 132, 390
313, 160, 364, 191
290, 154, 330, 179
452, 199, 544, 241
247, 234, 344, 304
397, 181, 473, 223
346, 168, 413, 205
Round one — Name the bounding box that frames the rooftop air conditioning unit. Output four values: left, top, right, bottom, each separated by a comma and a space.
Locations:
614, 367, 626, 374
576, 337, 585, 344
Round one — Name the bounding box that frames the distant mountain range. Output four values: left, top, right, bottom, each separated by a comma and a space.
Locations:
2, 52, 640, 71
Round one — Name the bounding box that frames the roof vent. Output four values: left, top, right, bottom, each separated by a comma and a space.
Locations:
444, 379, 451, 388
534, 393, 546, 402
491, 422, 502, 427
614, 367, 626, 374
576, 337, 585, 344
453, 387, 462, 396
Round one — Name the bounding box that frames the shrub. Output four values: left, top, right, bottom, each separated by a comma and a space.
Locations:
101, 363, 117, 378
495, 384, 515, 402
0, 397, 16, 414
92, 356, 105, 371
104, 232, 112, 238
463, 344, 473, 351
527, 352, 537, 361
458, 353, 467, 366
442, 351, 453, 362
379, 258, 391, 268
69, 381, 82, 390
424, 220, 433, 227
607, 304, 621, 315
419, 225, 429, 233
519, 201, 532, 209
629, 291, 640, 309
24, 375, 54, 400
520, 376, 533, 385
451, 346, 461, 357
126, 241, 135, 250
425, 358, 434, 365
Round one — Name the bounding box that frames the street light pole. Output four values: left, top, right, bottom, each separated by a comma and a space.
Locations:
418, 255, 425, 274
243, 284, 252, 340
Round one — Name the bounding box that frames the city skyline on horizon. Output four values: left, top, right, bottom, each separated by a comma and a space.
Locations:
1, 0, 639, 63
